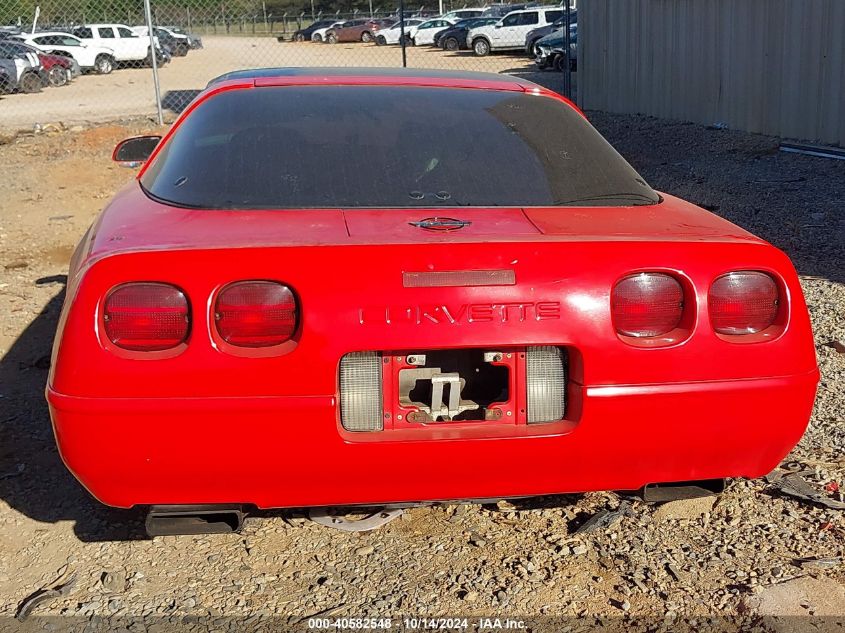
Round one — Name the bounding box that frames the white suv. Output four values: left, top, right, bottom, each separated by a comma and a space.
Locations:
72, 24, 152, 63
467, 8, 563, 56
15, 32, 116, 73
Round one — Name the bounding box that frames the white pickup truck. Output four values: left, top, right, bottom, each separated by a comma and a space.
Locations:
71, 24, 153, 64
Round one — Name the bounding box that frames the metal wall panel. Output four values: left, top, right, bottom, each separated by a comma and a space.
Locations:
578, 0, 845, 146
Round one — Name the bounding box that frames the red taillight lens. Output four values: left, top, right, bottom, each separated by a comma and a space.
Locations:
709, 271, 779, 335
215, 281, 297, 348
612, 273, 684, 337
104, 283, 189, 351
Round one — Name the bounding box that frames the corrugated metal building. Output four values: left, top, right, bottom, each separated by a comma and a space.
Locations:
577, 0, 845, 146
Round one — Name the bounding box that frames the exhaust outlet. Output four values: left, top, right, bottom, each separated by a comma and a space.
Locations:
640, 479, 726, 503
145, 504, 245, 537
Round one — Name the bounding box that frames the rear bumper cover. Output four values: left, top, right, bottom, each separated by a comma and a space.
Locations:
47, 370, 819, 509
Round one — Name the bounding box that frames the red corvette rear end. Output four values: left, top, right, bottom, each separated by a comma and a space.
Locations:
47, 69, 818, 523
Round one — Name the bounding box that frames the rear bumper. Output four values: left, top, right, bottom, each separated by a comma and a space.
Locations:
48, 370, 818, 509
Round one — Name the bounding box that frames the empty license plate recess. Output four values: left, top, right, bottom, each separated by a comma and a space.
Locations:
338, 347, 567, 433
385, 348, 523, 428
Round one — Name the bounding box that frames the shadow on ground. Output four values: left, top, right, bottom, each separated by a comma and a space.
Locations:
0, 276, 147, 542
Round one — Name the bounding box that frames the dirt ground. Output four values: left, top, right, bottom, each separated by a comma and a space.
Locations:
0, 108, 843, 628
0, 36, 562, 130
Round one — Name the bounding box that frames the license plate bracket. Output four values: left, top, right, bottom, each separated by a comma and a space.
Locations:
382, 347, 527, 428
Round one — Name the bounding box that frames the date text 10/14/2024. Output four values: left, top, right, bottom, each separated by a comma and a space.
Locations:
307, 618, 528, 630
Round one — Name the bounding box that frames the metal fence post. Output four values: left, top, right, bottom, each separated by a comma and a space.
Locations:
563, 0, 572, 99
143, 0, 163, 125
399, 0, 407, 67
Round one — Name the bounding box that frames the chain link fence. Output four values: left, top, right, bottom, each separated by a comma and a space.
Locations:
0, 0, 576, 128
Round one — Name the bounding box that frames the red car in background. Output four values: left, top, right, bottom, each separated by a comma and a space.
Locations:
37, 50, 78, 86
12, 40, 79, 86
47, 68, 818, 536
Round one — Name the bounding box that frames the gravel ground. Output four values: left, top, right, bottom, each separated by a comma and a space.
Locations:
0, 109, 842, 628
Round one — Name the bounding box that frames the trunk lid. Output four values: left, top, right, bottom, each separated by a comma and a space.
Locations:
343, 208, 539, 240
87, 185, 760, 261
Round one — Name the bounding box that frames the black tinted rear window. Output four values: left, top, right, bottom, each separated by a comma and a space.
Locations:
142, 85, 659, 209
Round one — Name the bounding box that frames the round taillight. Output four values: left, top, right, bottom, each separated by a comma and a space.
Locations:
709, 271, 779, 335
104, 283, 189, 351
215, 281, 297, 348
612, 273, 684, 338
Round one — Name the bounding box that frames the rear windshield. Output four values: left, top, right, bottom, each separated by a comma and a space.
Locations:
141, 85, 659, 209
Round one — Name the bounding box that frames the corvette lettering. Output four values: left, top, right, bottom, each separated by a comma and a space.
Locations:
358, 302, 561, 325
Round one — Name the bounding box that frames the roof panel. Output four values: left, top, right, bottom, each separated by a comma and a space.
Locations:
207, 66, 536, 90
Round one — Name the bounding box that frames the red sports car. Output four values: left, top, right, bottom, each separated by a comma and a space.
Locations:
47, 68, 819, 535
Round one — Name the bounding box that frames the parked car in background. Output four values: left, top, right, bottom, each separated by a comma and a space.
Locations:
0, 41, 42, 92
72, 24, 152, 65
467, 7, 564, 56
325, 19, 366, 43
14, 40, 79, 86
155, 41, 172, 66
481, 3, 527, 18
287, 19, 337, 42
440, 8, 485, 20
374, 18, 425, 45
326, 19, 391, 44
158, 26, 193, 54
15, 31, 116, 74
132, 26, 190, 56
525, 13, 576, 57
311, 20, 344, 42
372, 19, 395, 34
166, 26, 202, 49
40, 51, 75, 86
434, 17, 497, 50
0, 26, 22, 40
534, 25, 577, 71
0, 58, 16, 92
409, 18, 455, 46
